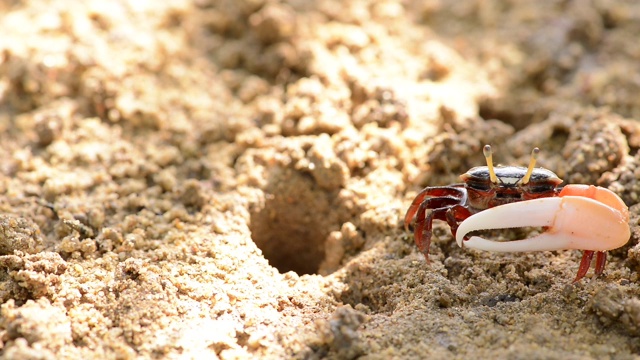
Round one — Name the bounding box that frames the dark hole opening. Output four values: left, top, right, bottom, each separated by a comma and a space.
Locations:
249, 168, 336, 275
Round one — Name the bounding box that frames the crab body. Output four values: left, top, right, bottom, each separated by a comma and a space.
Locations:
461, 166, 562, 209
404, 145, 630, 282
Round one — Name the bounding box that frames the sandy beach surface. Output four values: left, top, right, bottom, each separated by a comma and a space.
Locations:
1, 1, 640, 359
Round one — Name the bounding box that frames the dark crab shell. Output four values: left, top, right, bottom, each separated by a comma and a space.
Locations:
460, 166, 564, 209
461, 166, 563, 187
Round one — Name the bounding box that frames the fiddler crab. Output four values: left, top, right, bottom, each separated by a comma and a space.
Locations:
404, 145, 630, 282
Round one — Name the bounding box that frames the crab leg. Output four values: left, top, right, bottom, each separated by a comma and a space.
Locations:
404, 185, 467, 261
412, 197, 465, 262
403, 186, 466, 231
574, 250, 608, 283
455, 185, 629, 280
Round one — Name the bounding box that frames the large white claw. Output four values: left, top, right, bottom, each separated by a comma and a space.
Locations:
455, 195, 630, 253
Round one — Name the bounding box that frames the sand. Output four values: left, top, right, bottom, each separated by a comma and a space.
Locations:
0, 0, 639, 359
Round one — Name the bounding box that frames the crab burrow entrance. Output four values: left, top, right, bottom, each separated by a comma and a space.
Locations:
248, 166, 349, 275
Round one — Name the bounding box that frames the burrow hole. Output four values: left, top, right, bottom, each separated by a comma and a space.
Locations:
249, 167, 344, 275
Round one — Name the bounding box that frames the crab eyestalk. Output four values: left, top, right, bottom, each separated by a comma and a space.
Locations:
519, 147, 539, 185
483, 145, 498, 183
